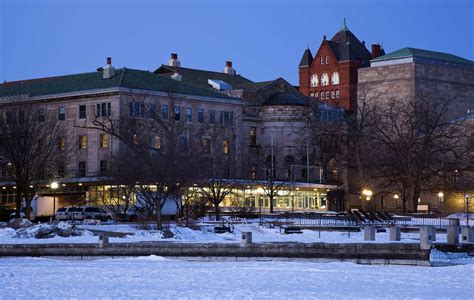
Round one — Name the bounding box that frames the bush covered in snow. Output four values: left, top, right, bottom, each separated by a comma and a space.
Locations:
14, 222, 91, 239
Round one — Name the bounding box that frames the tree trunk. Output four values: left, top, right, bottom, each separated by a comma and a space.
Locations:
411, 185, 421, 213
214, 203, 220, 221
156, 204, 163, 230
24, 190, 32, 221
14, 188, 22, 219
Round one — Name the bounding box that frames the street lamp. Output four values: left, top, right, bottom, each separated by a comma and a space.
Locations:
465, 193, 471, 227
437, 192, 444, 210
51, 181, 59, 221
362, 189, 373, 201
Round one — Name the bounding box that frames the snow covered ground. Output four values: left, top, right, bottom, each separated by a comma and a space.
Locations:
0, 256, 473, 299
0, 222, 441, 244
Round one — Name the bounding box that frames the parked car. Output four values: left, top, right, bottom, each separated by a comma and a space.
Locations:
55, 207, 74, 221
72, 206, 112, 221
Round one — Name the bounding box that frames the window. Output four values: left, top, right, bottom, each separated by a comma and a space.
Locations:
250, 165, 257, 180
162, 105, 169, 120
320, 57, 324, 64
331, 72, 340, 85
325, 91, 330, 99
310, 93, 314, 97
79, 135, 87, 149
153, 135, 161, 150
185, 107, 192, 122
314, 93, 319, 99
58, 107, 66, 121
201, 138, 210, 153
128, 102, 143, 118
223, 140, 229, 154
38, 108, 46, 122
100, 134, 109, 148
284, 155, 295, 180
265, 156, 276, 179
197, 109, 204, 123
100, 160, 108, 176
320, 92, 325, 100
78, 161, 86, 177
321, 73, 329, 86
310, 74, 319, 87
178, 136, 188, 153
220, 111, 233, 126
58, 162, 65, 177
97, 102, 112, 117
209, 110, 216, 124
58, 137, 66, 151
336, 90, 340, 98
148, 104, 157, 119
79, 105, 86, 119
249, 127, 257, 146
325, 56, 329, 64
132, 134, 139, 145
174, 107, 180, 121
331, 91, 335, 99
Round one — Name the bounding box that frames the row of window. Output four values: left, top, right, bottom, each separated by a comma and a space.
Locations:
129, 102, 234, 126
58, 102, 112, 121
58, 134, 110, 151
310, 90, 340, 100
310, 72, 339, 87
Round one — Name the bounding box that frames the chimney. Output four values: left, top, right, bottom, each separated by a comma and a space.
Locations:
168, 53, 181, 67
103, 57, 116, 79
323, 35, 326, 41
362, 41, 366, 47
223, 61, 236, 75
171, 66, 182, 81
371, 44, 382, 59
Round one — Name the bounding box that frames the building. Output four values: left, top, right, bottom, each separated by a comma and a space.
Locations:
0, 55, 338, 212
298, 20, 384, 111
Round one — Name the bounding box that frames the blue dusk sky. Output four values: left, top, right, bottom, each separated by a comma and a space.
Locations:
1, 0, 473, 85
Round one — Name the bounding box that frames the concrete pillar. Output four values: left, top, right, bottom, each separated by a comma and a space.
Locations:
446, 225, 460, 245
461, 226, 474, 243
98, 233, 109, 248
431, 227, 437, 242
364, 226, 375, 241
241, 232, 252, 244
389, 225, 401, 241
419, 226, 434, 250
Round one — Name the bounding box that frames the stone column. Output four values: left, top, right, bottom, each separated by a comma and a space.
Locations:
419, 226, 434, 250
241, 232, 252, 244
461, 226, 474, 243
98, 233, 109, 248
389, 225, 401, 241
447, 219, 460, 246
364, 226, 375, 241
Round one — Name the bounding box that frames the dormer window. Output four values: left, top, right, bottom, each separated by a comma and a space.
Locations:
331, 72, 340, 85
310, 74, 319, 87
321, 73, 329, 86
325, 56, 329, 64
320, 57, 324, 64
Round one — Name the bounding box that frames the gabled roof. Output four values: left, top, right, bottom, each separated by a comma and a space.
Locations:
371, 47, 474, 66
0, 68, 236, 100
154, 65, 253, 90
299, 48, 313, 67
262, 92, 307, 107
327, 29, 371, 65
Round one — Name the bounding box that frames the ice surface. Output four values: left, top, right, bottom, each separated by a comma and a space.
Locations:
0, 257, 472, 299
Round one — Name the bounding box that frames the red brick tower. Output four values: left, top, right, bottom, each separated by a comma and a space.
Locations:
299, 20, 383, 111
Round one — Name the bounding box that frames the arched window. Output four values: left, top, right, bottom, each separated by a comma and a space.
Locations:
310, 74, 319, 87
314, 93, 319, 99
336, 90, 340, 98
284, 155, 295, 180
325, 91, 330, 99
331, 72, 339, 85
310, 93, 314, 97
321, 73, 329, 86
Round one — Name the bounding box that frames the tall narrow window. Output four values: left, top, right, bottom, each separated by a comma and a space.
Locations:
310, 74, 319, 87
250, 165, 257, 180
325, 56, 329, 64
38, 108, 46, 122
58, 107, 66, 121
249, 127, 257, 146
320, 57, 324, 64
78, 105, 87, 119
132, 134, 139, 145
209, 110, 215, 124
201, 138, 210, 153
97, 102, 112, 117
58, 137, 66, 151
320, 92, 325, 99
336, 90, 340, 98
58, 162, 65, 177
223, 140, 229, 154
78, 161, 86, 177
162, 105, 169, 120
185, 107, 192, 122
100, 160, 108, 176
174, 107, 180, 121
197, 109, 204, 123
79, 135, 87, 149
331, 91, 335, 99
321, 73, 329, 86
331, 72, 340, 85
100, 134, 109, 148
153, 135, 161, 150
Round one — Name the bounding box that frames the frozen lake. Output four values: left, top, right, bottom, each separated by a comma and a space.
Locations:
0, 256, 472, 299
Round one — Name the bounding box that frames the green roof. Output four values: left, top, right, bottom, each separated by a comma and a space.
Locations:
0, 68, 236, 100
371, 47, 474, 65
155, 65, 253, 90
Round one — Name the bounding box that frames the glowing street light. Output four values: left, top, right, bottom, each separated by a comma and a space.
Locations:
51, 181, 59, 221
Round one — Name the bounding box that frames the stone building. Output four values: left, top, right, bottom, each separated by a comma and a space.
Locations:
298, 20, 384, 111
0, 55, 338, 212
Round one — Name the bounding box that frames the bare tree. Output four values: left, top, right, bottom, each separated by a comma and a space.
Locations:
0, 101, 72, 219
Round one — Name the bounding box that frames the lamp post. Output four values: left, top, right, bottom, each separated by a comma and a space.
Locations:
362, 189, 373, 210
50, 181, 59, 221
437, 192, 444, 211
465, 193, 471, 227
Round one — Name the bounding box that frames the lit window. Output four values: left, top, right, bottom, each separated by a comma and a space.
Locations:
336, 90, 340, 98
223, 140, 229, 154
321, 73, 329, 86
331, 72, 339, 85
310, 74, 319, 87
58, 138, 66, 151
153, 135, 161, 150
79, 135, 87, 149
100, 134, 109, 148
132, 134, 139, 145
249, 127, 257, 146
